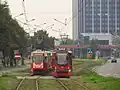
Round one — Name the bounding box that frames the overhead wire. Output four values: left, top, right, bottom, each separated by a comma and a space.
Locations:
22, 0, 28, 23
65, 0, 84, 26
53, 0, 85, 38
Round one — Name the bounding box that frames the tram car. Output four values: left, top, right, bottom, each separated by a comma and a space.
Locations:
30, 50, 52, 75
45, 51, 53, 69
52, 48, 72, 78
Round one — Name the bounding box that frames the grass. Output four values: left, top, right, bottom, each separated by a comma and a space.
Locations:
38, 79, 65, 90
0, 76, 20, 90
15, 68, 30, 73
83, 75, 120, 90
61, 80, 86, 90
18, 79, 36, 90
0, 59, 120, 90
72, 59, 105, 76
72, 59, 120, 90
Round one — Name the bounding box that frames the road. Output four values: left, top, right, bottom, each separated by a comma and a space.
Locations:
95, 58, 120, 78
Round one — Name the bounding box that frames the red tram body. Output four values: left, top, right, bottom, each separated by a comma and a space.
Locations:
30, 50, 52, 75
52, 49, 72, 78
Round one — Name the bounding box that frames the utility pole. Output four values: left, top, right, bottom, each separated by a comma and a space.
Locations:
60, 33, 69, 45
22, 0, 28, 23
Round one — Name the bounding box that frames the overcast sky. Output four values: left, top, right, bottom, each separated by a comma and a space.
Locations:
5, 0, 72, 38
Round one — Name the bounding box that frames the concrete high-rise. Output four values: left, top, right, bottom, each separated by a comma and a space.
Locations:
72, 0, 120, 44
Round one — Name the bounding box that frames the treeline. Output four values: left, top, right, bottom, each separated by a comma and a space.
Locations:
0, 2, 28, 66
0, 2, 55, 67
28, 30, 55, 50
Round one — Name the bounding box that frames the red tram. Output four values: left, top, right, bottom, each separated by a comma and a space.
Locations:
30, 50, 52, 75
52, 48, 72, 78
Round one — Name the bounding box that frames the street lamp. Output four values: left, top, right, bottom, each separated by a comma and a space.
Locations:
36, 23, 47, 26
22, 18, 35, 29
53, 18, 67, 26
26, 19, 35, 23
45, 24, 54, 29
13, 13, 24, 18
34, 23, 46, 29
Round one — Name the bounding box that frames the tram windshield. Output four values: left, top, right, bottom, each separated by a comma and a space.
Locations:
32, 53, 44, 63
57, 53, 67, 65
57, 49, 67, 53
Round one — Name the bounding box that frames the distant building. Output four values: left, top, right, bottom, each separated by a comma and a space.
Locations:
72, 0, 120, 45
81, 33, 113, 45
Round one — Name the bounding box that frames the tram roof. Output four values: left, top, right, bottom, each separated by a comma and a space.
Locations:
44, 51, 52, 53
31, 49, 45, 54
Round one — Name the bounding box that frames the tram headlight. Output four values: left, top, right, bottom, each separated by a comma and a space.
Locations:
68, 69, 71, 72
33, 63, 36, 68
54, 67, 57, 72
68, 67, 70, 69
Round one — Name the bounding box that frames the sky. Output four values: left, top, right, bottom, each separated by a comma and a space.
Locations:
5, 0, 72, 38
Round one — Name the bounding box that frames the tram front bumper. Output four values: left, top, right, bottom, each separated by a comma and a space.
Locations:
32, 68, 48, 72
52, 72, 72, 77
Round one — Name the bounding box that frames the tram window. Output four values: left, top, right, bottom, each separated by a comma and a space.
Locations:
47, 54, 51, 60
57, 54, 67, 65
33, 56, 44, 63
44, 56, 48, 61
32, 57, 34, 62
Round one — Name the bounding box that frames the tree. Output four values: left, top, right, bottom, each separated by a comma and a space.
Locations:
30, 30, 54, 50
0, 2, 28, 66
60, 38, 75, 45
112, 37, 120, 45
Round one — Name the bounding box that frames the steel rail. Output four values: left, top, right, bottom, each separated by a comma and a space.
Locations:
72, 80, 91, 90
56, 79, 70, 90
16, 77, 26, 90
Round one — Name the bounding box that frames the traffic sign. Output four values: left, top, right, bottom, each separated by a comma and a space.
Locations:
15, 52, 21, 60
87, 53, 93, 59
87, 48, 93, 54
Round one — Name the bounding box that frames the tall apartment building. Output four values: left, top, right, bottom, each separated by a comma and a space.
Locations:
72, 0, 120, 44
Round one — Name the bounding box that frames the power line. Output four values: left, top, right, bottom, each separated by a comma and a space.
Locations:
52, 0, 85, 38
22, 0, 28, 22
66, 0, 84, 26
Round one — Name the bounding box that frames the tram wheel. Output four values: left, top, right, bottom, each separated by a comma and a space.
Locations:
66, 76, 70, 78
30, 71, 35, 76
30, 73, 34, 76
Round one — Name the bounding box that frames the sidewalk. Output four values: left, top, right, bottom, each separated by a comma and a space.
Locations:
0, 59, 30, 76
0, 65, 30, 75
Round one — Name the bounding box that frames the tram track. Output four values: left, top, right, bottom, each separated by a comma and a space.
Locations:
56, 79, 70, 90
15, 76, 40, 90
56, 78, 91, 90
71, 80, 91, 90
36, 78, 39, 90
16, 77, 26, 90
